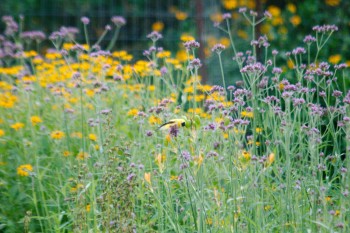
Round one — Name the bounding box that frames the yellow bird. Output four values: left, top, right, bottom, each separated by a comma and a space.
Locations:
158, 119, 186, 130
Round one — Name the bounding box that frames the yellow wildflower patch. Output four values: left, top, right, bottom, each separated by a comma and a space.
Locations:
51, 130, 65, 140
11, 122, 25, 131
17, 164, 33, 176
31, 116, 42, 126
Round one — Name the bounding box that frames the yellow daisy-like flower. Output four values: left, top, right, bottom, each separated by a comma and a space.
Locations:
325, 0, 340, 7
175, 11, 188, 21
267, 5, 281, 17
127, 108, 139, 117
152, 21, 164, 32
17, 164, 33, 176
63, 151, 71, 157
242, 150, 251, 160
286, 3, 297, 13
51, 130, 65, 140
88, 133, 97, 141
71, 132, 83, 138
77, 151, 89, 160
180, 34, 195, 42
11, 122, 25, 131
30, 116, 42, 126
241, 111, 253, 118
328, 54, 341, 64
149, 115, 162, 125
0, 129, 4, 137
290, 15, 301, 27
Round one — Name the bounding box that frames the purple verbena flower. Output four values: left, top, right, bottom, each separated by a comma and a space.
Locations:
111, 16, 126, 27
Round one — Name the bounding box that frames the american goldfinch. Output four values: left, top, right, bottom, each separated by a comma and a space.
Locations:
158, 119, 186, 130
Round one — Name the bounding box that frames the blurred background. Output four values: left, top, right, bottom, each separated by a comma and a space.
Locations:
1, 0, 350, 84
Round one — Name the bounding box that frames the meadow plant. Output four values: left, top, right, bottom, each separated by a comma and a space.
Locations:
0, 9, 349, 233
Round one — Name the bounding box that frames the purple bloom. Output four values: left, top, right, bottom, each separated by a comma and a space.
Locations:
81, 16, 90, 25
312, 24, 338, 33
272, 67, 282, 75
264, 11, 272, 19
303, 35, 316, 44
145, 130, 153, 137
188, 58, 202, 70
181, 151, 191, 161
239, 8, 247, 13
332, 90, 342, 98
160, 66, 168, 75
222, 13, 231, 20
147, 31, 163, 42
169, 125, 179, 137
100, 109, 112, 115
292, 47, 306, 55
184, 40, 200, 50
20, 31, 46, 42
105, 25, 112, 31
127, 173, 136, 182
111, 16, 126, 27
212, 43, 225, 54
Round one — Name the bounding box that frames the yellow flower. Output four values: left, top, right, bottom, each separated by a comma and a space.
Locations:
71, 132, 83, 138
334, 210, 340, 216
148, 85, 156, 92
175, 11, 188, 21
237, 30, 249, 40
86, 204, 91, 212
157, 51, 171, 59
219, 37, 230, 47
152, 21, 164, 32
127, 108, 139, 117
0, 93, 18, 108
267, 153, 275, 165
85, 89, 95, 97
222, 0, 238, 10
176, 50, 188, 62
63, 151, 71, 157
242, 150, 251, 160
256, 127, 263, 133
268, 5, 281, 17
144, 172, 151, 184
287, 59, 294, 69
328, 54, 341, 64
286, 3, 297, 13
77, 151, 89, 160
149, 115, 162, 125
325, 0, 340, 6
155, 153, 166, 173
11, 122, 25, 131
272, 16, 284, 26
241, 111, 253, 118
290, 15, 301, 26
0, 129, 4, 137
88, 133, 97, 141
17, 164, 33, 176
193, 155, 204, 166
210, 13, 223, 23
30, 116, 42, 126
264, 205, 272, 211
180, 33, 194, 42
51, 130, 65, 140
